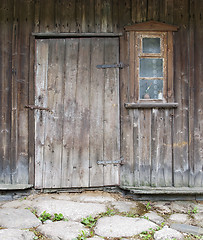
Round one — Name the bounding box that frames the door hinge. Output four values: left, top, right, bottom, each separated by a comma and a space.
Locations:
24, 105, 52, 113
97, 157, 124, 165
96, 62, 128, 69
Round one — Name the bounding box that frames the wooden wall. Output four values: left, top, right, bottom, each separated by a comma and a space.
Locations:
0, 0, 202, 188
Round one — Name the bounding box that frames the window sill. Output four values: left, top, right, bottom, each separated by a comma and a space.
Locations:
124, 102, 178, 109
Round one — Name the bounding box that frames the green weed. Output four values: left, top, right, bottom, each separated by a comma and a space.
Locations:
81, 216, 96, 228
38, 211, 68, 223
146, 202, 151, 210
52, 213, 68, 222
73, 230, 89, 240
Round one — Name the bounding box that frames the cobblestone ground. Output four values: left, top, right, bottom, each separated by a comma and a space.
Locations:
0, 191, 203, 240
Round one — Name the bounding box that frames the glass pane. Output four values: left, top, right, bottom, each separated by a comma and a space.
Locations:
143, 38, 160, 53
140, 79, 163, 100
140, 58, 163, 78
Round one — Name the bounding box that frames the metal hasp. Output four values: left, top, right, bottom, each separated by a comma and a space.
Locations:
97, 157, 124, 165
96, 62, 128, 69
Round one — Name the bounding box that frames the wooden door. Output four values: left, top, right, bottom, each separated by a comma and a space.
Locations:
34, 38, 120, 189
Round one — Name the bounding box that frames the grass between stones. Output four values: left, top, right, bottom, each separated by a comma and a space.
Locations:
24, 201, 203, 240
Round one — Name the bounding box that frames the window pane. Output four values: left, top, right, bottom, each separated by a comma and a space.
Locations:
140, 79, 163, 99
140, 58, 163, 77
143, 38, 160, 53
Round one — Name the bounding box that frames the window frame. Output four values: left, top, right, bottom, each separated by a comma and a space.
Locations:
124, 21, 178, 104
137, 32, 167, 102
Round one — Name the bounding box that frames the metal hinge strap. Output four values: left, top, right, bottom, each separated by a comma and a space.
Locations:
24, 105, 52, 113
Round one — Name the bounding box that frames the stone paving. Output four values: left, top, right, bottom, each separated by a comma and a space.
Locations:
0, 191, 203, 240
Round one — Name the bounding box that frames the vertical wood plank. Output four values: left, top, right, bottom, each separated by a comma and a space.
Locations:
133, 109, 140, 186
11, 0, 18, 185
34, 0, 40, 33
59, 0, 76, 32
12, 0, 34, 184
89, 38, 105, 187
34, 39, 49, 189
132, 0, 147, 23
138, 109, 151, 186
43, 39, 65, 188
192, 0, 203, 187
159, 0, 174, 24
28, 20, 36, 185
173, 0, 190, 187
101, 0, 113, 32
0, 0, 13, 184
147, 0, 160, 21
61, 39, 79, 188
118, 0, 131, 28
112, 0, 119, 32
103, 38, 120, 185
151, 109, 173, 187
75, 0, 82, 32
39, 0, 55, 32
120, 34, 134, 186
188, 0, 195, 187
88, 0, 95, 32
71, 38, 91, 187
95, 0, 101, 32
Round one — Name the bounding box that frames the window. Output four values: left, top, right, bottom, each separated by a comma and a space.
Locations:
138, 33, 166, 100
125, 21, 178, 104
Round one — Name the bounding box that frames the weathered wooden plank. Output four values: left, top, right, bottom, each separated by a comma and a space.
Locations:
88, 0, 95, 32
124, 103, 178, 109
11, 0, 18, 185
188, 0, 195, 187
59, 0, 76, 32
120, 34, 134, 186
118, 0, 131, 28
89, 38, 105, 187
101, 0, 113, 32
103, 37, 120, 186
112, 0, 119, 32
147, 0, 160, 21
133, 109, 140, 186
33, 33, 122, 37
39, 0, 55, 32
42, 39, 65, 188
28, 37, 36, 184
81, 0, 88, 32
173, 0, 190, 187
54, 0, 61, 33
61, 38, 79, 188
13, 0, 34, 184
159, 0, 174, 24
0, 0, 13, 184
75, 0, 82, 32
71, 38, 91, 187
132, 0, 147, 23
138, 109, 151, 186
192, 0, 203, 187
95, 0, 101, 32
151, 109, 173, 187
34, 0, 40, 33
34, 40, 49, 189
